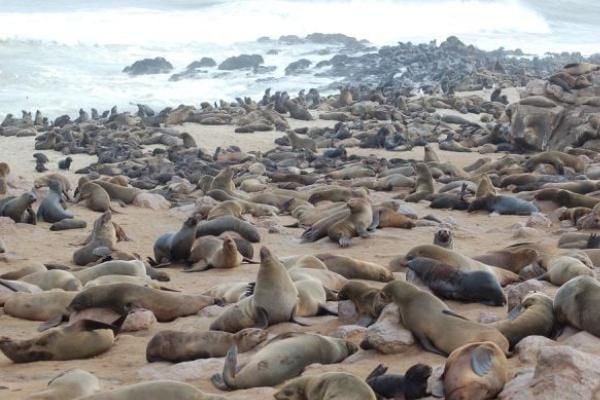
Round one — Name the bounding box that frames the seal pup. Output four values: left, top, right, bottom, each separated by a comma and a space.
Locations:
441, 341, 509, 400
337, 281, 384, 326
366, 363, 432, 400
146, 328, 267, 362
58, 156, 73, 170
37, 180, 74, 223
0, 318, 120, 363
151, 216, 198, 265
554, 275, 600, 337
381, 280, 509, 355
327, 197, 373, 247
25, 369, 100, 400
211, 333, 357, 390
406, 257, 506, 306
185, 235, 243, 272
68, 283, 218, 322
0, 192, 37, 224
210, 246, 298, 332
491, 292, 555, 348
274, 372, 377, 400
77, 381, 226, 400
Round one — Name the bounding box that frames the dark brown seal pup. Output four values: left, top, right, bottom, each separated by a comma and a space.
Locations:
366, 363, 432, 400
68, 283, 218, 322
146, 328, 267, 362
381, 280, 509, 355
151, 216, 198, 265
211, 333, 357, 390
407, 257, 506, 306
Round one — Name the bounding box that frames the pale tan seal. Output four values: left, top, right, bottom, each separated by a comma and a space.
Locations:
186, 234, 243, 272
75, 182, 119, 213
78, 381, 226, 400
327, 197, 373, 247
4, 290, 77, 321
73, 211, 118, 266
539, 255, 595, 286
26, 369, 100, 400
337, 280, 384, 326
287, 130, 317, 151
72, 259, 147, 285
274, 372, 377, 400
211, 333, 357, 390
381, 280, 509, 355
316, 253, 394, 281
553, 275, 600, 336
441, 341, 509, 400
20, 270, 81, 291
405, 163, 434, 202
146, 328, 268, 362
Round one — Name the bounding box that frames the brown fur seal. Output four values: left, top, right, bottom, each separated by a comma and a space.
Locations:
316, 253, 393, 281
73, 259, 147, 285
535, 189, 600, 209
93, 180, 140, 204
381, 280, 509, 355
338, 281, 384, 326
4, 290, 77, 321
491, 292, 555, 348
559, 206, 592, 224
0, 191, 37, 224
0, 319, 118, 363
275, 372, 376, 400
209, 246, 298, 332
406, 257, 506, 306
424, 144, 440, 162
78, 381, 226, 400
0, 161, 9, 194
37, 180, 74, 223
476, 174, 496, 198
405, 245, 520, 286
554, 276, 600, 336
25, 369, 100, 400
68, 283, 217, 322
286, 130, 317, 152
442, 341, 509, 400
146, 328, 267, 362
211, 333, 357, 390
21, 270, 81, 291
539, 255, 595, 286
468, 194, 539, 215
524, 151, 586, 173
73, 211, 117, 266
405, 163, 434, 202
75, 182, 119, 213
34, 173, 72, 193
196, 216, 261, 243
207, 200, 244, 220
376, 207, 416, 229
473, 244, 539, 274
151, 216, 198, 264
366, 363, 432, 400
433, 228, 454, 249
210, 167, 236, 193
327, 197, 373, 247
186, 234, 243, 272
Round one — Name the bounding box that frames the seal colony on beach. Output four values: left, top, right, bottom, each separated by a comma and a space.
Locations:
1, 40, 600, 399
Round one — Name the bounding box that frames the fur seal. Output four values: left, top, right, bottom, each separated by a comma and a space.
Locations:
58, 156, 73, 170
491, 292, 555, 348
50, 219, 87, 231
554, 276, 600, 337
476, 174, 496, 198
37, 180, 74, 223
442, 341, 509, 400
211, 333, 357, 390
4, 290, 77, 321
366, 363, 432, 400
286, 130, 317, 151
93, 180, 140, 204
26, 369, 100, 400
405, 163, 434, 202
68, 283, 217, 322
146, 328, 267, 362
195, 216, 260, 243
21, 269, 82, 291
78, 381, 226, 400
73, 259, 147, 285
316, 253, 394, 281
406, 257, 506, 306
327, 197, 373, 247
75, 182, 119, 213
151, 216, 198, 264
468, 194, 538, 215
524, 151, 586, 173
73, 211, 117, 266
381, 280, 509, 355
404, 245, 520, 286
376, 206, 417, 229
186, 234, 243, 272
338, 281, 384, 326
274, 372, 377, 400
539, 255, 595, 286
210, 246, 297, 332
473, 244, 539, 274
0, 192, 37, 224
0, 319, 118, 363
433, 228, 454, 249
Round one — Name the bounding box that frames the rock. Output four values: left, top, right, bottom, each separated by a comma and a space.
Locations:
498, 370, 535, 400
138, 358, 224, 382
561, 331, 600, 356
285, 59, 312, 75
122, 309, 156, 332
478, 312, 502, 324
518, 264, 546, 281
512, 226, 541, 239
218, 54, 264, 70
338, 300, 359, 323
332, 325, 367, 341
514, 335, 557, 364
132, 193, 171, 210
187, 57, 216, 69
526, 212, 552, 228
502, 345, 600, 399
505, 279, 545, 311
123, 57, 174, 75
361, 303, 415, 354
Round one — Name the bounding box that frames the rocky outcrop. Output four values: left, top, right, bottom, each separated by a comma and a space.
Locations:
123, 57, 174, 75
508, 64, 600, 151
218, 54, 264, 70
169, 58, 217, 81
285, 59, 312, 75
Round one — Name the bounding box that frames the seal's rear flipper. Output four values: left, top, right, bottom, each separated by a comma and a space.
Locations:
38, 314, 66, 332
366, 364, 388, 381
254, 306, 269, 329
317, 303, 338, 316
356, 316, 375, 327
221, 345, 239, 390
415, 333, 446, 356
242, 257, 259, 264
183, 260, 211, 272
211, 373, 228, 391
442, 309, 469, 321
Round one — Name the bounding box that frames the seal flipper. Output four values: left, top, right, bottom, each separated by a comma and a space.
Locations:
184, 260, 211, 272
38, 314, 67, 332
414, 333, 445, 356
339, 236, 352, 248
507, 304, 524, 320
92, 246, 112, 258
220, 344, 239, 390
471, 346, 494, 376
254, 306, 269, 329
368, 208, 380, 231
317, 303, 338, 316
366, 364, 388, 381
442, 309, 470, 321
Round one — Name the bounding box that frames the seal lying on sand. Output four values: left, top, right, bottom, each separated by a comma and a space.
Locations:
366, 363, 432, 400
275, 372, 377, 400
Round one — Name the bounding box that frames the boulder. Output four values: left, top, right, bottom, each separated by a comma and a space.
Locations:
123, 57, 174, 75
504, 279, 545, 311
360, 303, 414, 354
187, 57, 217, 69
285, 59, 312, 75
218, 54, 264, 70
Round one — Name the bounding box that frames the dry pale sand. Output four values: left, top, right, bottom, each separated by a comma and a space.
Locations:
0, 114, 555, 399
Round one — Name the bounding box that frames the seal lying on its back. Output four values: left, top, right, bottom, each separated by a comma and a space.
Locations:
211, 333, 357, 390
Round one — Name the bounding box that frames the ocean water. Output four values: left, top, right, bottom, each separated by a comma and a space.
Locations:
0, 0, 598, 119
